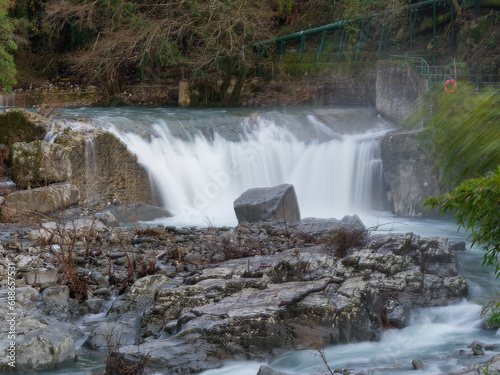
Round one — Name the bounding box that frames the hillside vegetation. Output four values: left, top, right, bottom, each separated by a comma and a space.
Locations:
0, 0, 499, 102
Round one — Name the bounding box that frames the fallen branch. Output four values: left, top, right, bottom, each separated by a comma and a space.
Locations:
278, 277, 343, 307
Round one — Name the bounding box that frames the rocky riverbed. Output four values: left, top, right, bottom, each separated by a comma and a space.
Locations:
0, 107, 497, 374
0, 205, 492, 375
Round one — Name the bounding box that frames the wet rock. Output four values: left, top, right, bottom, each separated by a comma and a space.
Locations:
11, 140, 72, 189
42, 285, 69, 308
12, 327, 76, 371
2, 183, 80, 222
24, 269, 59, 286
445, 353, 500, 374
118, 337, 224, 375
84, 322, 138, 349
234, 184, 300, 224
0, 108, 48, 147
381, 131, 440, 217
412, 358, 424, 370
81, 297, 105, 314
123, 233, 467, 375
29, 217, 108, 243
470, 342, 485, 356
449, 241, 467, 251
257, 365, 292, 375
384, 300, 408, 328
96, 202, 172, 227
291, 215, 366, 235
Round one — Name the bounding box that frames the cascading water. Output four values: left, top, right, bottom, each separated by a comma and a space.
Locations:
33, 107, 497, 375
84, 139, 100, 206
0, 93, 16, 107
85, 107, 391, 226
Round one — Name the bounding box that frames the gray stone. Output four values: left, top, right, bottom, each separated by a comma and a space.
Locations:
103, 233, 468, 374
84, 322, 137, 349
96, 202, 172, 227
82, 297, 105, 314
11, 140, 72, 189
91, 271, 109, 288
446, 353, 500, 374
257, 365, 292, 375
184, 251, 203, 265
234, 184, 300, 224
449, 241, 467, 251
471, 343, 485, 356
291, 215, 366, 235
118, 337, 223, 375
2, 183, 80, 222
24, 269, 59, 286
29, 217, 108, 243
42, 285, 69, 308
2, 327, 76, 371
381, 131, 441, 217
93, 288, 111, 297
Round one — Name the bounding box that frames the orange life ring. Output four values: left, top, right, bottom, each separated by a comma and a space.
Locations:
444, 79, 457, 92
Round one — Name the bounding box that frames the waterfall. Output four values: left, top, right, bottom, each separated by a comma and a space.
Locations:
92, 107, 391, 226
84, 138, 100, 206
0, 93, 16, 107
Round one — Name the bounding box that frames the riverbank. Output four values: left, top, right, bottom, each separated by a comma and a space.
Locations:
1, 204, 491, 374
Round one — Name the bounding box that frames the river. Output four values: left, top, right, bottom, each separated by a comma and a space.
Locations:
12, 106, 500, 374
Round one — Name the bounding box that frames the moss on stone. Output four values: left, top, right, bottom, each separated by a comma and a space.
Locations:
0, 109, 47, 147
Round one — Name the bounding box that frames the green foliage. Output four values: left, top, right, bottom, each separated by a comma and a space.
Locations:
413, 83, 500, 188
486, 37, 497, 50
279, 0, 294, 16
0, 0, 17, 91
416, 80, 500, 322
425, 168, 500, 273
330, 0, 411, 48
471, 18, 492, 43
424, 168, 500, 322
424, 166, 500, 325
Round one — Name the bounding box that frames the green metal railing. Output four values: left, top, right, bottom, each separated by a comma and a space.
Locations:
254, 0, 461, 63
389, 55, 500, 90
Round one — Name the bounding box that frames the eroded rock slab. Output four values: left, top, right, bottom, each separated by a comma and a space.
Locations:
1, 182, 80, 222
114, 232, 467, 374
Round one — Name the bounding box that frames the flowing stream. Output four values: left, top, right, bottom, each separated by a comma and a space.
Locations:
56, 106, 391, 226
22, 106, 500, 374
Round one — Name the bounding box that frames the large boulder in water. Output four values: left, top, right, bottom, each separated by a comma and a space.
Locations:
234, 184, 301, 224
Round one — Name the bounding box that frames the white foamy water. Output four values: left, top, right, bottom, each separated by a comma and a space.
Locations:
40, 106, 498, 375
78, 107, 391, 227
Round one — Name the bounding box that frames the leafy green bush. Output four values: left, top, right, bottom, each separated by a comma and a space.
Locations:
418, 83, 500, 324
424, 168, 500, 324
0, 0, 17, 91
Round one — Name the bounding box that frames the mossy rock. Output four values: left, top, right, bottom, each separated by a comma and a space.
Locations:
0, 108, 49, 147
10, 140, 72, 189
